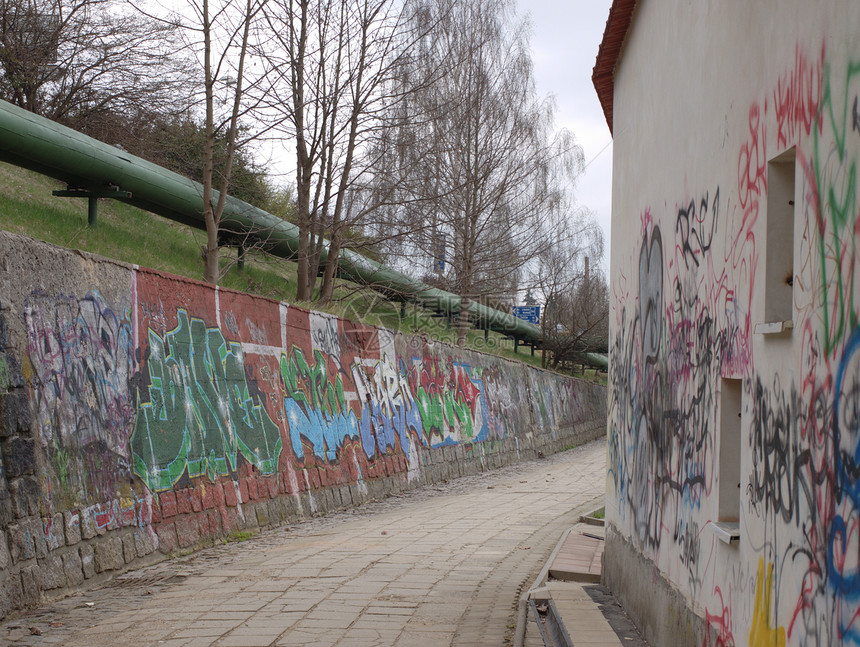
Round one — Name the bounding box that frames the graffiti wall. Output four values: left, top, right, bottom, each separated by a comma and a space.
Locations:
604, 3, 860, 647
0, 233, 605, 616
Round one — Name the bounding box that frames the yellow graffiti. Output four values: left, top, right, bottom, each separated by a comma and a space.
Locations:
21, 354, 33, 385
749, 558, 786, 647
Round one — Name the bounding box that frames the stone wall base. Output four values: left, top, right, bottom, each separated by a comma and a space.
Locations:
0, 420, 605, 619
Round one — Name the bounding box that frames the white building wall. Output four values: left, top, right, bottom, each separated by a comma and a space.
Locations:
606, 2, 860, 645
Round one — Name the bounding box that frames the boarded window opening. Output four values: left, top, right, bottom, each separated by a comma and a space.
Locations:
764, 148, 796, 325
718, 378, 742, 523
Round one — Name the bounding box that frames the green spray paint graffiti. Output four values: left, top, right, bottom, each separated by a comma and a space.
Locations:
809, 57, 860, 354
406, 353, 488, 446
0, 353, 10, 390
279, 346, 358, 460
131, 310, 282, 491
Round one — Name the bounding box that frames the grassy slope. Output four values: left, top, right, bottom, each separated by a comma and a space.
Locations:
0, 161, 547, 369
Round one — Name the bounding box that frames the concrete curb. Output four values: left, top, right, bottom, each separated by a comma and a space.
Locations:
513, 494, 604, 647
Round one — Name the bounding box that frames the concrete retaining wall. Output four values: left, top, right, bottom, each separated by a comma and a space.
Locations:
0, 231, 606, 617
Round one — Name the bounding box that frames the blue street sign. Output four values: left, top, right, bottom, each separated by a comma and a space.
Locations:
512, 305, 540, 324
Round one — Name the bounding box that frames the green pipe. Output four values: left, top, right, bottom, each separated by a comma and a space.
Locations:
583, 353, 608, 369
0, 99, 542, 342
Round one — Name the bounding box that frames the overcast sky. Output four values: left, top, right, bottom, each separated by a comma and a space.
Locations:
524, 0, 614, 274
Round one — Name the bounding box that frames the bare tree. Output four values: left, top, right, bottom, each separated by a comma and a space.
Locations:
530, 219, 608, 370
260, 0, 426, 304
543, 273, 609, 371
0, 0, 192, 130
168, 0, 273, 284
371, 0, 583, 344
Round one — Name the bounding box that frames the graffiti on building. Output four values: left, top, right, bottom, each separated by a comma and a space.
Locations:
750, 559, 787, 647
639, 226, 663, 364
609, 38, 860, 646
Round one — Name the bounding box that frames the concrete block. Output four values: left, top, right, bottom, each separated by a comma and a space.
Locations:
0, 572, 18, 618
198, 509, 221, 540
134, 528, 156, 558
439, 462, 450, 482
0, 392, 19, 437
64, 510, 82, 546
3, 436, 35, 478
266, 498, 288, 526
8, 477, 39, 518
238, 504, 257, 530
39, 553, 65, 590
159, 491, 177, 518
19, 564, 40, 606
255, 502, 270, 528
174, 515, 200, 549
338, 486, 353, 508
45, 513, 64, 552
332, 486, 346, 508
93, 536, 124, 573
0, 530, 9, 570
2, 567, 23, 607
79, 544, 95, 579
218, 507, 238, 534
224, 482, 239, 507
121, 533, 136, 564
0, 353, 23, 390
80, 508, 98, 540
176, 489, 192, 515
9, 518, 45, 563
284, 495, 302, 521
295, 492, 312, 517
62, 550, 84, 587
315, 489, 332, 514
326, 486, 342, 509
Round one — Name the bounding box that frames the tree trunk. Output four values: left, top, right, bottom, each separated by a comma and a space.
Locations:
201, 0, 218, 284
318, 229, 343, 305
